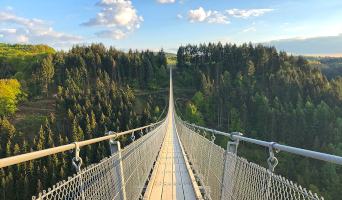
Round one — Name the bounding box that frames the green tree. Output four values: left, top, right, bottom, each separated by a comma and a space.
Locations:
40, 54, 54, 97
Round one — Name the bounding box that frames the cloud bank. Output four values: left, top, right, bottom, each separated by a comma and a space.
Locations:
226, 9, 274, 18
187, 7, 273, 24
0, 11, 84, 47
0, 11, 53, 26
263, 34, 342, 55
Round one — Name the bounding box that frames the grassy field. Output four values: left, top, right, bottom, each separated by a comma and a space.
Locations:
167, 58, 177, 65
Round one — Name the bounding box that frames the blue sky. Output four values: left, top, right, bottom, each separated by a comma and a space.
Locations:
1, 0, 342, 56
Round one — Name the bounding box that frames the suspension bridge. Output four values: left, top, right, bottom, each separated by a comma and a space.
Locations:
1, 68, 342, 200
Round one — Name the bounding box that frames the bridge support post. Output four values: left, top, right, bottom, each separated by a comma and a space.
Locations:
107, 131, 127, 200
221, 132, 242, 200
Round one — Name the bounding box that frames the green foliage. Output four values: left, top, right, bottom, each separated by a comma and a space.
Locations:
0, 79, 26, 116
192, 91, 204, 110
0, 43, 165, 199
40, 54, 54, 97
184, 103, 204, 126
154, 106, 159, 115
175, 42, 342, 198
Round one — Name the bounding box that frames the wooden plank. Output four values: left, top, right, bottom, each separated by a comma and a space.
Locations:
154, 171, 165, 184
163, 171, 173, 185
161, 185, 173, 200
149, 185, 163, 200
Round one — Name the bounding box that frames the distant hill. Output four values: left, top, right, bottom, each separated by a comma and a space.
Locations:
303, 56, 342, 80
153, 51, 176, 57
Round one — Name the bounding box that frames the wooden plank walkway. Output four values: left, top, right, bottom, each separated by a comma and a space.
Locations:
143, 67, 202, 200
144, 116, 199, 200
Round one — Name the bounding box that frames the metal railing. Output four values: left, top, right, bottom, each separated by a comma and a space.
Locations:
0, 119, 165, 169
175, 116, 338, 200
31, 118, 168, 200
183, 121, 342, 166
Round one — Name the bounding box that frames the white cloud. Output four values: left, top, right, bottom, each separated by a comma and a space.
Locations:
0, 34, 3, 37
81, 0, 143, 30
32, 18, 53, 25
207, 13, 230, 24
155, 0, 175, 3
5, 6, 13, 11
0, 11, 53, 26
177, 14, 183, 19
0, 28, 29, 43
239, 27, 257, 33
285, 23, 289, 25
187, 7, 229, 24
188, 7, 211, 22
81, 0, 142, 39
95, 29, 127, 39
226, 9, 273, 18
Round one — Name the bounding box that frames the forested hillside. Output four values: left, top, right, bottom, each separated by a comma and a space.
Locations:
0, 43, 168, 199
175, 42, 342, 199
302, 56, 342, 80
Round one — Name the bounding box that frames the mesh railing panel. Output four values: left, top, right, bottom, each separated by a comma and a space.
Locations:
32, 121, 168, 200
221, 153, 323, 200
175, 117, 225, 200
175, 116, 323, 200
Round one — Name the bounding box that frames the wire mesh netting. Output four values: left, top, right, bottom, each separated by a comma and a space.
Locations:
175, 116, 323, 200
32, 121, 167, 200
175, 117, 225, 200
221, 152, 324, 200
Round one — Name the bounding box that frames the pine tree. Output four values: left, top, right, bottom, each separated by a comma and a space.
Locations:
71, 118, 78, 142
85, 114, 92, 139
6, 140, 11, 157
77, 126, 84, 142
40, 54, 55, 97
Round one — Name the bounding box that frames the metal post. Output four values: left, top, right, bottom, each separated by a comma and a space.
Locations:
221, 132, 242, 200
106, 131, 126, 200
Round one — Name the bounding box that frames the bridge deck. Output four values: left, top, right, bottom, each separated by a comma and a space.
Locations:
144, 117, 199, 200
143, 68, 201, 200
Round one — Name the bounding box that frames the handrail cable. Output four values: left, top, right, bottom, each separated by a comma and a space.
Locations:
156, 101, 167, 122
184, 121, 342, 166
0, 118, 166, 168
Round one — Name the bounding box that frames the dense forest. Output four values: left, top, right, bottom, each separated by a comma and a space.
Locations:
175, 42, 342, 199
0, 43, 168, 199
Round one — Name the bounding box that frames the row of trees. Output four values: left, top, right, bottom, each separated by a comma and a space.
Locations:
176, 42, 342, 199
0, 43, 169, 117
